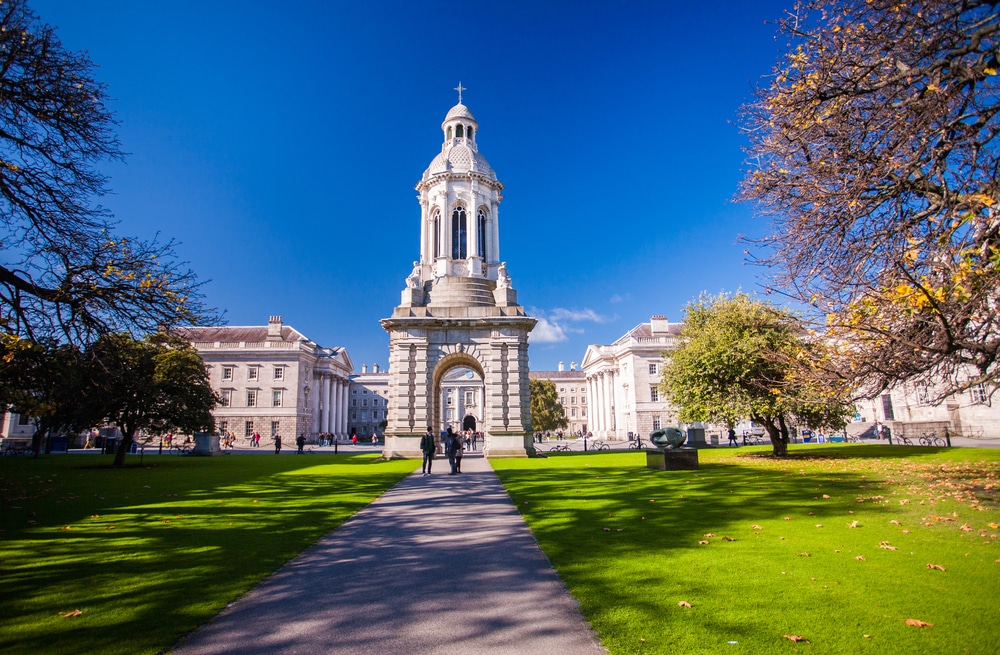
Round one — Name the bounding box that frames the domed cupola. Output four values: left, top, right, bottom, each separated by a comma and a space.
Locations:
409, 84, 508, 295
423, 101, 496, 181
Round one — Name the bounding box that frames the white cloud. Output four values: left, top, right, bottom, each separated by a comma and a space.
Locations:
610, 293, 631, 304
528, 317, 568, 343
549, 307, 613, 323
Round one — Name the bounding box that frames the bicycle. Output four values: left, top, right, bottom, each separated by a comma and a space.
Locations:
547, 444, 572, 453
919, 433, 946, 447
628, 439, 647, 450
592, 441, 610, 451
898, 436, 914, 445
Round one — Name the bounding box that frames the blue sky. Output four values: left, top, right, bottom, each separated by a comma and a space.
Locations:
33, 0, 792, 371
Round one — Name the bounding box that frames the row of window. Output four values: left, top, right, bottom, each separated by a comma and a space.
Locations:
221, 389, 285, 408
352, 397, 387, 408
221, 365, 285, 382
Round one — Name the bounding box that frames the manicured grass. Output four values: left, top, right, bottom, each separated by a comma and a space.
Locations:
0, 453, 419, 655
492, 445, 1000, 655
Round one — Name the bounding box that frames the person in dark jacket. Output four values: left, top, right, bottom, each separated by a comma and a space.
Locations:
445, 427, 459, 475
420, 428, 435, 475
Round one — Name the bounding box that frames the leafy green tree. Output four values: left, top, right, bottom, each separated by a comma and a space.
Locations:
529, 379, 569, 433
660, 293, 851, 457
739, 0, 1000, 401
0, 336, 96, 456
84, 333, 218, 466
0, 0, 212, 345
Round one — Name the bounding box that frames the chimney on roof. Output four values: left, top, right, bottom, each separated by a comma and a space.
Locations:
570, 362, 577, 371
267, 315, 283, 340
373, 363, 380, 373
650, 315, 669, 335
558, 361, 565, 372
362, 364, 368, 374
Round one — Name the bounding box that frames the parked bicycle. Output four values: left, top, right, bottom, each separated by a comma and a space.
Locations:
919, 433, 946, 447
592, 441, 610, 451
628, 439, 648, 450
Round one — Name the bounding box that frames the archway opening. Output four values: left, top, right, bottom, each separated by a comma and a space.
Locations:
432, 356, 486, 453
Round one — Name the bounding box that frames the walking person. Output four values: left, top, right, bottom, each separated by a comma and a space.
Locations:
274, 434, 282, 455
454, 433, 464, 473
445, 427, 459, 475
728, 427, 738, 447
420, 428, 435, 476
296, 433, 306, 454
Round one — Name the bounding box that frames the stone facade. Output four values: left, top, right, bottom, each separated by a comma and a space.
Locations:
381, 98, 536, 459
349, 368, 389, 439
529, 364, 589, 436
582, 315, 682, 440
173, 316, 353, 443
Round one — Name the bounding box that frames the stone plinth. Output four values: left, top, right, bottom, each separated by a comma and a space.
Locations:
646, 448, 699, 470
191, 433, 222, 456
493, 286, 518, 307
686, 427, 707, 448
400, 287, 425, 307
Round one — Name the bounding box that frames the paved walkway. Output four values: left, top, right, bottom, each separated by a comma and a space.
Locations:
171, 454, 605, 655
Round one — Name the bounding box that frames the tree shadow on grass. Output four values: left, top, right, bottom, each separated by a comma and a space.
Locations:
493, 449, 999, 653
0, 454, 417, 655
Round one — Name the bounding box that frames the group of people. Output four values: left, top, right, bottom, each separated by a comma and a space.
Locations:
420, 427, 467, 475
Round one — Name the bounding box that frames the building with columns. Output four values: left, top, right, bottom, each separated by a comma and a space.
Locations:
582, 315, 682, 440
380, 93, 536, 458
174, 316, 353, 442
349, 366, 389, 439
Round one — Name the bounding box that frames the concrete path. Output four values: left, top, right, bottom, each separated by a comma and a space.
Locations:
170, 454, 605, 655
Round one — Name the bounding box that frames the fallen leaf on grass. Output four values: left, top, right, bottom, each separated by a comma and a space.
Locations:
704, 533, 716, 537
863, 634, 872, 638
698, 540, 710, 545
849, 520, 860, 528
989, 522, 999, 529
60, 609, 83, 617
822, 494, 831, 499
905, 619, 933, 628
902, 529, 911, 534
721, 536, 737, 541
890, 520, 901, 525
60, 526, 71, 530
926, 563, 946, 571
783, 635, 809, 643
602, 528, 611, 532
959, 523, 973, 532
784, 517, 793, 521
816, 524, 823, 528
796, 552, 811, 557
751, 524, 763, 530
879, 541, 898, 550
678, 601, 692, 608
855, 555, 867, 561
106, 526, 115, 530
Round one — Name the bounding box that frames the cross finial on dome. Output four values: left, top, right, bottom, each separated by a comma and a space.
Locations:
454, 81, 466, 104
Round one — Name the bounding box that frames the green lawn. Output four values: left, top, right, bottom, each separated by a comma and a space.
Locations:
492, 445, 1000, 655
0, 453, 419, 655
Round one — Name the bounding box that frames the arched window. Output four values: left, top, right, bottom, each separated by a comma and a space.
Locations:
432, 209, 441, 259
447, 126, 453, 140
456, 124, 464, 138
477, 208, 487, 258
468, 126, 474, 139
451, 206, 467, 259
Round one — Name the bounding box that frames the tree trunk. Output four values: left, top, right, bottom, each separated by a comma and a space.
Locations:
113, 431, 135, 467
31, 426, 45, 458
758, 416, 788, 457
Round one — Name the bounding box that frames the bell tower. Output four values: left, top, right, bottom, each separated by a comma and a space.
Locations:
381, 87, 536, 458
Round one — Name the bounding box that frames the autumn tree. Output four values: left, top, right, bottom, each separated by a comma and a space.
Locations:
529, 379, 569, 433
83, 333, 217, 466
739, 0, 1000, 402
660, 293, 852, 457
0, 0, 212, 345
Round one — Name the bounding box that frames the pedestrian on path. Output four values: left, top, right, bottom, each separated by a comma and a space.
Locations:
420, 428, 435, 475
296, 433, 306, 454
274, 435, 282, 455
445, 427, 460, 475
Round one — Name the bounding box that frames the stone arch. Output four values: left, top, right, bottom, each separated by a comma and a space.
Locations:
431, 352, 485, 434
